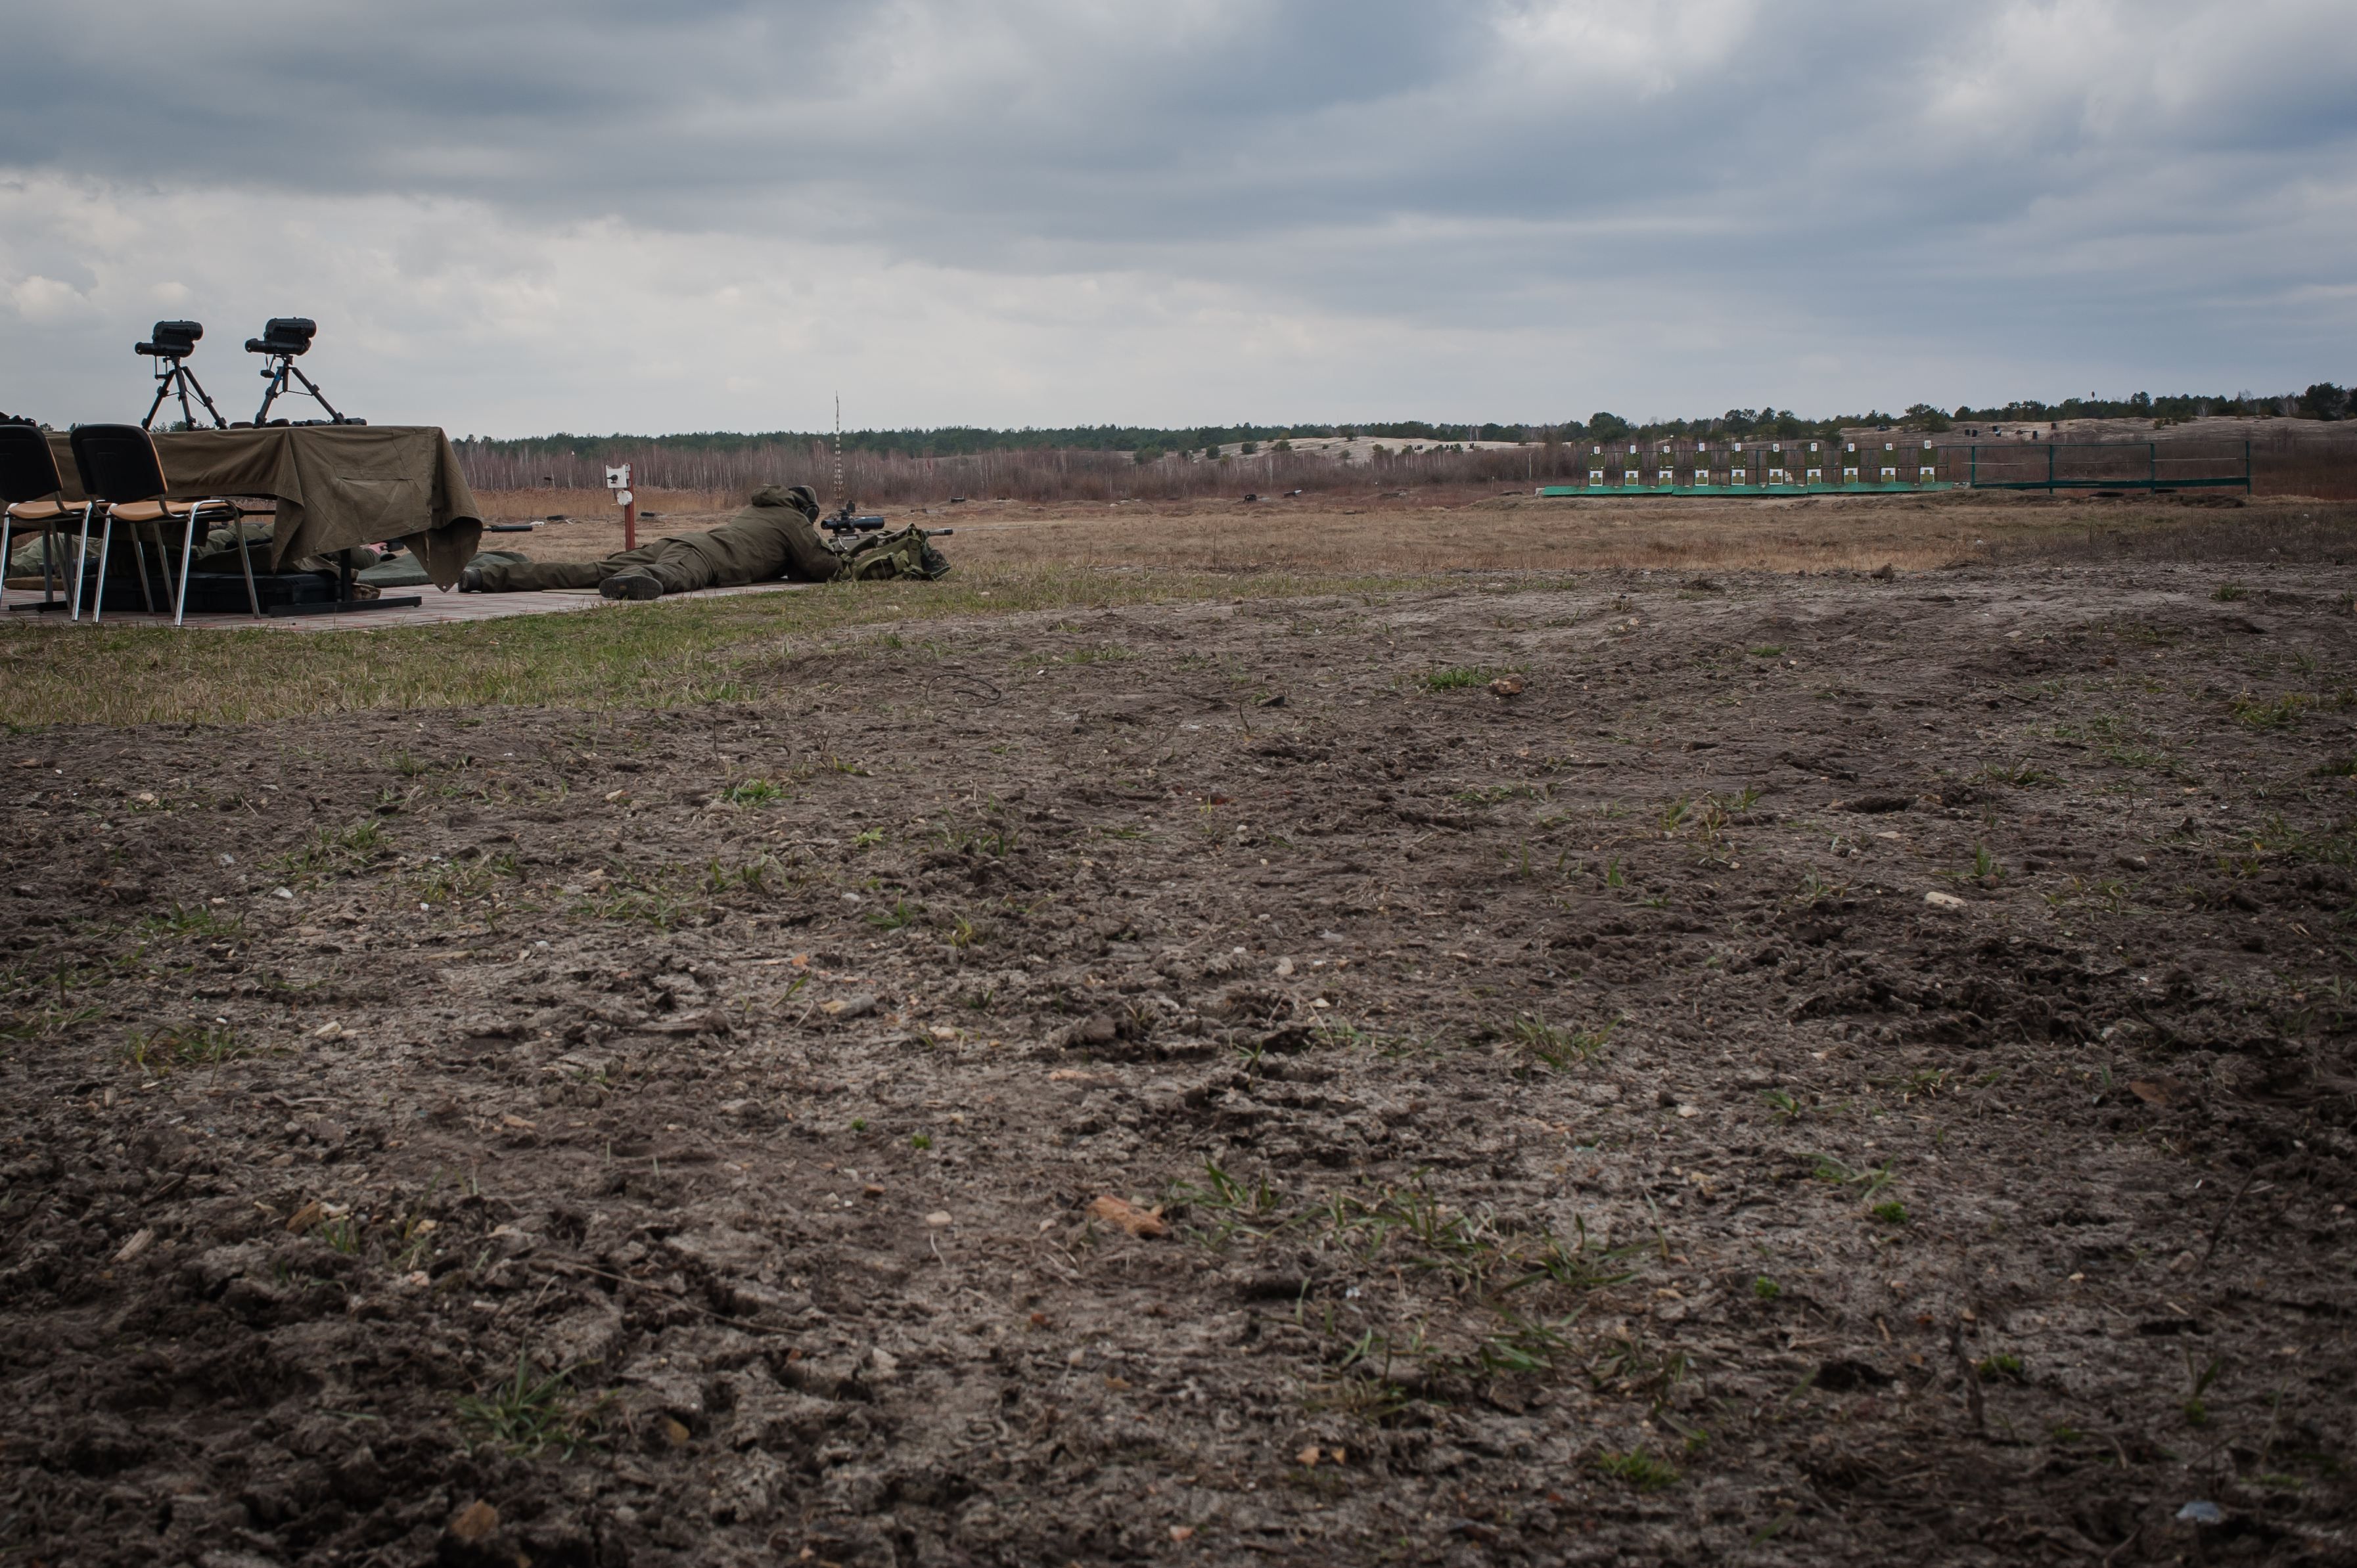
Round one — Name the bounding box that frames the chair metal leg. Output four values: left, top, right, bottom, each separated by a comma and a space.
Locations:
92, 512, 115, 625
70, 506, 96, 622
173, 506, 198, 629
223, 505, 261, 618
129, 527, 156, 614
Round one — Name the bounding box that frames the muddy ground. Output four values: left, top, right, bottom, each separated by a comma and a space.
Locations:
3, 561, 2354, 1567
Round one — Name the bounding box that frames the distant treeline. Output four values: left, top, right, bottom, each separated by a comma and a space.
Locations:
451, 385, 2350, 501
457, 420, 1546, 466
455, 384, 2346, 473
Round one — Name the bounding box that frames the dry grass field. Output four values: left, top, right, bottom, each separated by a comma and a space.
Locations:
494, 488, 2357, 578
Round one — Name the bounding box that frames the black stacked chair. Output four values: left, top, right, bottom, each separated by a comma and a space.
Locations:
66, 424, 254, 625
0, 422, 98, 614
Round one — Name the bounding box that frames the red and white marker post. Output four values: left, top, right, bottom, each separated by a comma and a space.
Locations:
605, 462, 636, 550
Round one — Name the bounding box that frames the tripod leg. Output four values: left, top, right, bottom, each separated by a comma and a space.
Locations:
187, 370, 227, 430
291, 365, 346, 424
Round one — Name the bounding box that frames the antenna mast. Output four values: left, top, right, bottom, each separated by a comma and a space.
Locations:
833, 394, 845, 514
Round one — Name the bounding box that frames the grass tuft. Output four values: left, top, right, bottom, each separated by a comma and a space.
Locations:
456, 1355, 601, 1457
1593, 1450, 1681, 1490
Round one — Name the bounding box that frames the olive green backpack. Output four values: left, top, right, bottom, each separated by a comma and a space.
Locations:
835, 524, 952, 581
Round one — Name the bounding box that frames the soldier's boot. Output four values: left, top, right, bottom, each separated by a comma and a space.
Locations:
600, 570, 663, 602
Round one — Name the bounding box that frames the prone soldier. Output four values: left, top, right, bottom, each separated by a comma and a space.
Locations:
459, 483, 840, 598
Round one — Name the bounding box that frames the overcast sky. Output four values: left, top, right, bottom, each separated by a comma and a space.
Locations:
3, 0, 2352, 436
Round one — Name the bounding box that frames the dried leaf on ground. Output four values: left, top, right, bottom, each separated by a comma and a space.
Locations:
447, 1499, 499, 1543
1087, 1195, 1168, 1238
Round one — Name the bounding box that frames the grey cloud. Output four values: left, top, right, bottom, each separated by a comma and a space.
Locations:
1, 0, 2352, 432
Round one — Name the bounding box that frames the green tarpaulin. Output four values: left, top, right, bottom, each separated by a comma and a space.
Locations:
47, 426, 482, 589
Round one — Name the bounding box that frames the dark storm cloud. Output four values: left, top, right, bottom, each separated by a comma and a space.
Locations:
13, 0, 2342, 263
2, 0, 2353, 431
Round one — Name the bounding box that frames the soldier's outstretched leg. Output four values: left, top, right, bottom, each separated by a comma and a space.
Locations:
602, 539, 721, 600
464, 539, 670, 594
463, 559, 608, 593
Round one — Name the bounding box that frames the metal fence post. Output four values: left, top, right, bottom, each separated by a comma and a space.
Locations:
2047, 442, 2056, 495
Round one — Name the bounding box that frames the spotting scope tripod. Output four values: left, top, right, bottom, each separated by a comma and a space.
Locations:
136, 321, 229, 431
246, 317, 358, 425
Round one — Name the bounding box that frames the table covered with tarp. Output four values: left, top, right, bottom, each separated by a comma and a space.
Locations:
46, 425, 483, 590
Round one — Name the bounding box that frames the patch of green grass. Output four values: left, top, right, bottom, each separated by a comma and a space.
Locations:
940, 818, 1018, 858
721, 778, 783, 805
455, 1356, 601, 1458
577, 878, 699, 930
1474, 1314, 1576, 1376
1420, 665, 1506, 691
1975, 1353, 2026, 1383
849, 1117, 869, 1132
1869, 1200, 1910, 1226
146, 903, 244, 939
1052, 642, 1137, 665
865, 897, 918, 931
2310, 757, 2357, 778
2103, 743, 2182, 774
1811, 1155, 1894, 1197
0, 564, 1432, 728
123, 1022, 249, 1073
1752, 1276, 1781, 1301
1941, 843, 2006, 884
909, 1132, 932, 1150
2233, 692, 2312, 730
1593, 1450, 1680, 1490
1453, 784, 1538, 807
701, 854, 776, 895
1170, 1159, 1283, 1235
414, 852, 518, 907
1747, 645, 1785, 658
272, 819, 390, 881
2213, 583, 2248, 602
1980, 761, 2058, 788
1511, 1014, 1614, 1069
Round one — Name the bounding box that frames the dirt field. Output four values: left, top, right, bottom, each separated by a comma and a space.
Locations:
486, 487, 2354, 579
4, 543, 2356, 1565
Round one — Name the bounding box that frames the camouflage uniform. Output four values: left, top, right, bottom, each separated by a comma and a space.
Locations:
462, 485, 839, 596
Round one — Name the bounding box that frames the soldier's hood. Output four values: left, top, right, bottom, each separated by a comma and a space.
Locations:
749, 483, 819, 518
